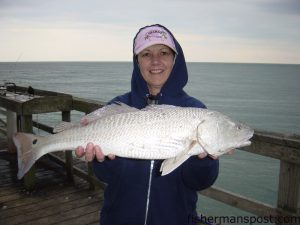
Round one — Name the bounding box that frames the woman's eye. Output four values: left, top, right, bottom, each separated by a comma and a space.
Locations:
161, 51, 171, 56
141, 52, 151, 57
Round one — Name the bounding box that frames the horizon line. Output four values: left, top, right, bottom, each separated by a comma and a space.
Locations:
0, 60, 299, 66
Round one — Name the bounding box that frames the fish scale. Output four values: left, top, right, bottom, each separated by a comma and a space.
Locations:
13, 103, 253, 178
43, 108, 199, 159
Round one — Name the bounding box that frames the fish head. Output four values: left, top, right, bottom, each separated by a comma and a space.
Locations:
196, 111, 254, 156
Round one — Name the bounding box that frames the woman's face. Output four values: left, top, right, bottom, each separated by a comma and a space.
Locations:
137, 44, 175, 95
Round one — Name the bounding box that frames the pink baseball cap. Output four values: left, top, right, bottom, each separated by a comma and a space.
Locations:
134, 25, 177, 55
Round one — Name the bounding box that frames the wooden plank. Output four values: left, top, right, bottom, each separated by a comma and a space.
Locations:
32, 120, 54, 133
0, 150, 102, 225
241, 130, 300, 164
0, 184, 92, 216
17, 193, 101, 225
0, 108, 7, 116
0, 183, 88, 217
72, 96, 104, 113
86, 221, 100, 225
54, 211, 100, 225
0, 185, 24, 199
0, 117, 6, 126
0, 86, 73, 115
0, 139, 8, 150
253, 130, 300, 148
6, 110, 17, 153
15, 86, 71, 97
0, 96, 23, 114
0, 127, 7, 136
0, 96, 106, 225
0, 178, 83, 207
0, 188, 100, 223
18, 114, 36, 191
251, 130, 300, 149
200, 186, 277, 216
47, 153, 106, 190
62, 111, 74, 182
0, 185, 77, 214
1, 184, 101, 225
22, 95, 73, 115
277, 161, 300, 215
242, 141, 300, 165
199, 186, 298, 218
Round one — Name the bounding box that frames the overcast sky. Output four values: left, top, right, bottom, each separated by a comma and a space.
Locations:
0, 0, 299, 64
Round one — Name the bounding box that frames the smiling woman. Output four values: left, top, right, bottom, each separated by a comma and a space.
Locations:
134, 25, 177, 96
137, 45, 175, 95
74, 24, 219, 225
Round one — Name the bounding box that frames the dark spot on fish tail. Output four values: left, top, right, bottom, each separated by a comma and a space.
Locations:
33, 139, 38, 145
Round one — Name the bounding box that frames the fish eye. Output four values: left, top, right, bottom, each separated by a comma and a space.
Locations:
236, 125, 242, 130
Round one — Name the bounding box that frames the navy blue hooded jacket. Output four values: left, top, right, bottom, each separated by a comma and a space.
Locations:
93, 24, 219, 225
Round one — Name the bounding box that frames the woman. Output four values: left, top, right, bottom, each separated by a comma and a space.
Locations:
76, 24, 219, 225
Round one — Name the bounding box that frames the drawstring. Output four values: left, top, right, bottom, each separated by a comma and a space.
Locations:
144, 160, 155, 225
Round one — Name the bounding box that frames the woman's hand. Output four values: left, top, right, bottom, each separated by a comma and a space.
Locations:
75, 143, 116, 162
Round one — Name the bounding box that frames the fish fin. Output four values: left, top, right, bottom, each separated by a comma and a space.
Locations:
188, 143, 206, 155
53, 122, 76, 133
80, 114, 100, 125
196, 120, 215, 155
13, 133, 43, 179
81, 102, 139, 123
160, 141, 197, 176
160, 154, 191, 176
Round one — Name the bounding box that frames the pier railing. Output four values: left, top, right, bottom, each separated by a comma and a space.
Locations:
1, 96, 299, 224
200, 129, 300, 221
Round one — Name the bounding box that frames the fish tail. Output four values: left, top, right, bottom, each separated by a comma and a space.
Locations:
13, 132, 43, 179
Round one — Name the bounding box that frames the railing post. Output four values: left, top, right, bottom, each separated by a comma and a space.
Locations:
20, 114, 36, 191
62, 111, 74, 182
6, 110, 17, 153
277, 160, 300, 224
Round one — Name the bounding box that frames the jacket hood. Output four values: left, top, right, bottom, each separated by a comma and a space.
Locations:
130, 24, 188, 108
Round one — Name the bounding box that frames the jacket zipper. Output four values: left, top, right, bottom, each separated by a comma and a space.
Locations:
144, 160, 155, 225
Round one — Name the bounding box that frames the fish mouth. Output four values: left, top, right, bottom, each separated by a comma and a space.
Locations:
241, 130, 254, 147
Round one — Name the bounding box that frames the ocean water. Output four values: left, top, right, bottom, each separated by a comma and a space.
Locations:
1, 62, 300, 223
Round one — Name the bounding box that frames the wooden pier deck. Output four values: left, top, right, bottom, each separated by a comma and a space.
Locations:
0, 149, 104, 225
